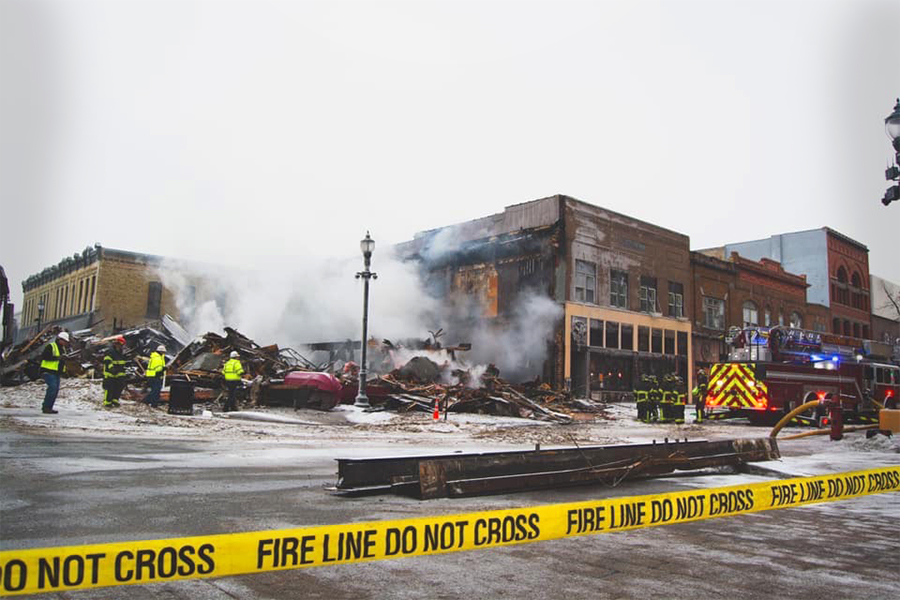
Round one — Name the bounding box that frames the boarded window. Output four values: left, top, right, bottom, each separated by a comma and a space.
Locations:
147, 281, 162, 319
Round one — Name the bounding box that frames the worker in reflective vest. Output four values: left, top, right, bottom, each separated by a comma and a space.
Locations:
40, 331, 70, 414
142, 345, 166, 408
634, 375, 650, 422
222, 351, 244, 412
103, 336, 128, 407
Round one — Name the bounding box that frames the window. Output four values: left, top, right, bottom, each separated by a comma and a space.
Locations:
764, 307, 772, 327
668, 282, 684, 318
574, 260, 596, 304
664, 330, 675, 355
703, 297, 725, 330
843, 320, 850, 336
651, 328, 663, 353
742, 301, 759, 327
833, 318, 841, 334
789, 311, 802, 329
639, 276, 657, 313
852, 323, 860, 338
621, 324, 633, 351
147, 281, 162, 319
862, 325, 869, 339
610, 270, 628, 308
89, 276, 96, 311
677, 331, 688, 356
606, 321, 620, 349
638, 326, 650, 352
589, 319, 603, 347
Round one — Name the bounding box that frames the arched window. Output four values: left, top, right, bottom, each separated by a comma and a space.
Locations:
836, 267, 848, 283
843, 320, 851, 336
850, 271, 862, 288
742, 301, 759, 327
833, 318, 841, 333
852, 323, 860, 338
789, 312, 802, 328
764, 306, 772, 327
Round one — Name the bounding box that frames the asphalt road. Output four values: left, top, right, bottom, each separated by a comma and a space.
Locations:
1, 429, 899, 600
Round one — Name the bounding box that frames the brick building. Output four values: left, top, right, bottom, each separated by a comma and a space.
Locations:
398, 194, 693, 397
689, 251, 829, 370
721, 227, 871, 339
18, 245, 201, 342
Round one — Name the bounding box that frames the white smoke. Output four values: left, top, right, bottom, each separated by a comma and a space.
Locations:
155, 252, 439, 350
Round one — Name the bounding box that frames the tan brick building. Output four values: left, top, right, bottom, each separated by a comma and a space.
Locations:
19, 245, 190, 341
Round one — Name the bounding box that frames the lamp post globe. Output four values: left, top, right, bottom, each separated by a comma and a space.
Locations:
355, 231, 377, 408
37, 299, 45, 329
886, 98, 900, 144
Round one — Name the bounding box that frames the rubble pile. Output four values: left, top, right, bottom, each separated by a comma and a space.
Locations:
337, 357, 603, 423
0, 321, 184, 386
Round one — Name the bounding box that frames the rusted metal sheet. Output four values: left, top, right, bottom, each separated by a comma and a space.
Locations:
333, 437, 780, 499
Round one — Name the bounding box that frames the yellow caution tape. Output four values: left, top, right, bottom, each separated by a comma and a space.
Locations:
2, 466, 898, 595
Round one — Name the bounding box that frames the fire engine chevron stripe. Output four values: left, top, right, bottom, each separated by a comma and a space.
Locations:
1, 467, 898, 595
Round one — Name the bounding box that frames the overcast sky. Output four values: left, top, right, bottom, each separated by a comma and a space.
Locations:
2, 0, 899, 315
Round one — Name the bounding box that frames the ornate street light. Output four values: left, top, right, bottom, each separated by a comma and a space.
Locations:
37, 299, 45, 330
883, 98, 900, 206
355, 232, 377, 407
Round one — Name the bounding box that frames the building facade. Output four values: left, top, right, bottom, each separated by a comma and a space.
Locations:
870, 274, 900, 347
398, 195, 694, 397
720, 227, 871, 339
689, 251, 827, 370
19, 245, 184, 342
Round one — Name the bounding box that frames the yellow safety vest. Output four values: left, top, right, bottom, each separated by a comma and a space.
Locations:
223, 358, 244, 381
146, 352, 165, 378
40, 342, 61, 372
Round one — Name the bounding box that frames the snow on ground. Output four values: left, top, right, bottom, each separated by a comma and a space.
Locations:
1, 378, 899, 474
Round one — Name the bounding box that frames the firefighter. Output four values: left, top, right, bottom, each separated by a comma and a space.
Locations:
673, 375, 686, 424
634, 375, 650, 422
103, 336, 128, 408
647, 375, 661, 422
142, 344, 166, 408
659, 373, 676, 423
693, 369, 708, 423
222, 350, 244, 412
40, 331, 70, 414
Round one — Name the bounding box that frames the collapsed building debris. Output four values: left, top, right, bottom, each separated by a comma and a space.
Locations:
333, 437, 782, 499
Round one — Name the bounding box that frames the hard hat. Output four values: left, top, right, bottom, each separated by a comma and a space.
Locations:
116, 336, 126, 344
156, 345, 166, 352
230, 351, 239, 358
57, 331, 70, 342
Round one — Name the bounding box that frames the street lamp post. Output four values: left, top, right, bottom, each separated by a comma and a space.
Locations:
36, 299, 45, 330
355, 232, 377, 408
882, 98, 900, 206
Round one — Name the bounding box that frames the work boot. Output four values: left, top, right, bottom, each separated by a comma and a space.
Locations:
42, 408, 58, 414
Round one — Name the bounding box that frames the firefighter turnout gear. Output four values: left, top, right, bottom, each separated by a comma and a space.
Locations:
634, 376, 650, 422
660, 374, 677, 423
673, 376, 686, 424
102, 340, 128, 407
222, 354, 244, 412
647, 376, 661, 423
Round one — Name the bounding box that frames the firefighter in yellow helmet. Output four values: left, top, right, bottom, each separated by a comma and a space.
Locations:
222, 350, 244, 412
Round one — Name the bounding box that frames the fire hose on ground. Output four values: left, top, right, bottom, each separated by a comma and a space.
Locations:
769, 399, 881, 440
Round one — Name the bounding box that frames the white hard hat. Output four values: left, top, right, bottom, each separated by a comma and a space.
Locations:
230, 351, 239, 358
57, 331, 70, 342
156, 345, 166, 352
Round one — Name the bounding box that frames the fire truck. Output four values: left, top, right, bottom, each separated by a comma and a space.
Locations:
705, 326, 899, 425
